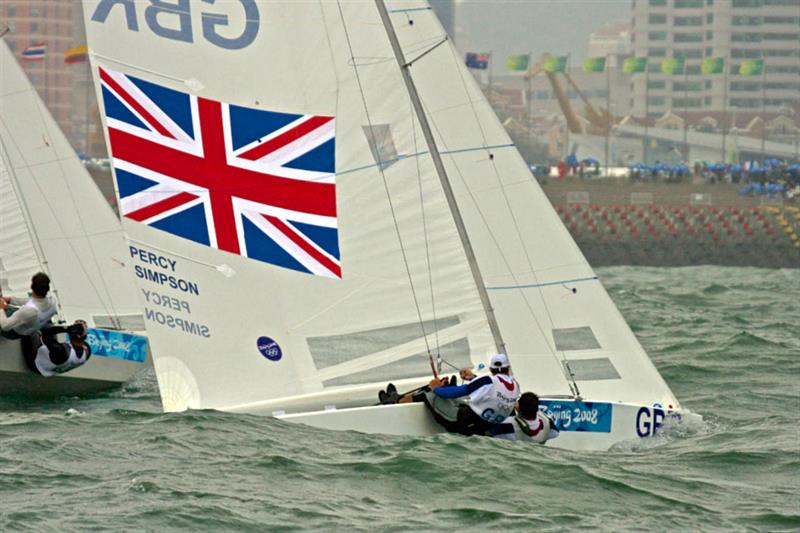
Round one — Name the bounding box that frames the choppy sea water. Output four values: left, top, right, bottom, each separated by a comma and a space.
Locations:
1, 266, 798, 532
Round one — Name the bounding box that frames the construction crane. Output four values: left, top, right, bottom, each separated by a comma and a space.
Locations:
524, 56, 611, 135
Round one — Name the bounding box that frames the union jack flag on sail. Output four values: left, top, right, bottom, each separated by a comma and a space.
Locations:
98, 67, 340, 278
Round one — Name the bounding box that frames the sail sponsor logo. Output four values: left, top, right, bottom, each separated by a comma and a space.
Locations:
91, 0, 260, 50
257, 337, 282, 361
539, 400, 613, 433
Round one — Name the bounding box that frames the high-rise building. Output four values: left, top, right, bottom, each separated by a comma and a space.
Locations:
0, 0, 96, 156
588, 20, 633, 68
630, 0, 799, 121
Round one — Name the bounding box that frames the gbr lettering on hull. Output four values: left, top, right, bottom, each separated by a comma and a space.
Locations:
90, 0, 260, 50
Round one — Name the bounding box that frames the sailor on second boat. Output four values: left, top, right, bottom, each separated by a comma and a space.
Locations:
0, 272, 57, 340
20, 321, 92, 377
393, 353, 521, 436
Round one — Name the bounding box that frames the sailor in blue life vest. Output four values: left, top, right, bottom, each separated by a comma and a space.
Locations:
489, 392, 560, 444
388, 353, 521, 436
0, 272, 57, 340
20, 320, 92, 377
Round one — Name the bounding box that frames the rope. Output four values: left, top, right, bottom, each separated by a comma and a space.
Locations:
410, 96, 442, 374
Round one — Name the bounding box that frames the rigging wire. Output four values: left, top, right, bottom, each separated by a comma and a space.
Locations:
335, 0, 438, 380
410, 97, 442, 374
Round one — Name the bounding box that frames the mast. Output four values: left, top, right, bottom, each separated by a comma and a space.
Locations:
373, 0, 506, 355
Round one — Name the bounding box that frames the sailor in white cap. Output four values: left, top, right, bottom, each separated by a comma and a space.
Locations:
395, 353, 521, 436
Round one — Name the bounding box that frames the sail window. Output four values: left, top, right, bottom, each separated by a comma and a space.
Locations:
308, 316, 460, 369
563, 358, 620, 381
553, 327, 601, 351
323, 339, 471, 387
362, 124, 399, 169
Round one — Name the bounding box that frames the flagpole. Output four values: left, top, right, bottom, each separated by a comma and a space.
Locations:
721, 54, 728, 163
604, 53, 610, 175
760, 60, 766, 165
565, 53, 571, 161
644, 60, 650, 164
527, 51, 532, 157
683, 59, 689, 162
488, 50, 493, 108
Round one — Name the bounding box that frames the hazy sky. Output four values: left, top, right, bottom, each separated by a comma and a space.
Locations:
452, 0, 631, 71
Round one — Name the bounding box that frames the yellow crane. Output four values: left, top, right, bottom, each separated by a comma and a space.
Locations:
524, 57, 611, 135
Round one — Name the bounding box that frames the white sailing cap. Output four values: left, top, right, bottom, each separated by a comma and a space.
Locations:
490, 353, 510, 369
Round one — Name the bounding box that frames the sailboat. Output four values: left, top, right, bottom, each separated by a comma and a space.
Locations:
0, 39, 148, 395
82, 0, 696, 450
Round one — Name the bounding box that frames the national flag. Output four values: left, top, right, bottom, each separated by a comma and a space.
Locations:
505, 54, 529, 71
701, 57, 724, 75
660, 57, 685, 75
21, 43, 46, 61
543, 55, 567, 73
98, 67, 341, 278
623, 57, 647, 74
465, 52, 489, 70
64, 45, 88, 64
582, 56, 606, 73
739, 59, 764, 76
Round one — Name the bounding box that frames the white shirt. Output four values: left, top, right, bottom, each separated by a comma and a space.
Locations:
493, 412, 560, 444
0, 296, 57, 336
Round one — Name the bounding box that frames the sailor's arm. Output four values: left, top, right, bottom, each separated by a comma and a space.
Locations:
432, 375, 492, 399
0, 304, 35, 332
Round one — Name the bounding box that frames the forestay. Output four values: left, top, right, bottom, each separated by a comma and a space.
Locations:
82, 1, 498, 412
383, 2, 678, 408
0, 40, 141, 327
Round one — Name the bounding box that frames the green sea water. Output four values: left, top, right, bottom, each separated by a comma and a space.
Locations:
1, 266, 798, 532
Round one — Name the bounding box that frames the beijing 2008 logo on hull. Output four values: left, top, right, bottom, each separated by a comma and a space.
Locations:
257, 336, 282, 362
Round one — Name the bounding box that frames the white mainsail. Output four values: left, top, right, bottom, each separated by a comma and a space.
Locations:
82, 1, 497, 412
82, 0, 686, 447
0, 39, 141, 327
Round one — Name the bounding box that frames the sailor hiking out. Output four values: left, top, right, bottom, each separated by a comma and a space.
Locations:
489, 392, 560, 444
388, 353, 521, 436
20, 321, 92, 377
0, 272, 57, 339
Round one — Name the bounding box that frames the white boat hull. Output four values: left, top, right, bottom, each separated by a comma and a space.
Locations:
274, 398, 699, 451
0, 328, 150, 397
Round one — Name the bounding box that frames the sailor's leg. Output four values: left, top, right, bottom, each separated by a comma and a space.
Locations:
455, 406, 495, 436
19, 334, 41, 374
420, 391, 466, 433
